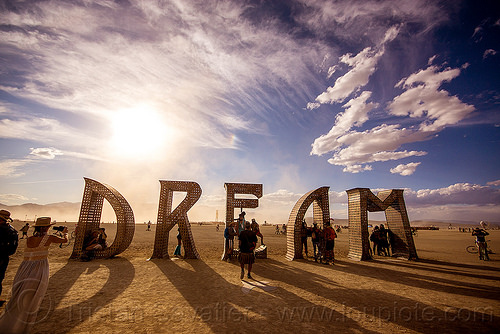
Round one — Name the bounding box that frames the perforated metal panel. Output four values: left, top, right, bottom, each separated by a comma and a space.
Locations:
150, 181, 201, 259
346, 188, 418, 261
221, 183, 263, 260
70, 178, 135, 259
285, 187, 330, 261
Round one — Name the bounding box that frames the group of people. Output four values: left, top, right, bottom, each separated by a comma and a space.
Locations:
300, 220, 337, 265
223, 211, 264, 279
370, 224, 393, 257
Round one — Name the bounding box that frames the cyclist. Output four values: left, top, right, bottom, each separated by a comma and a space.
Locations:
472, 227, 490, 261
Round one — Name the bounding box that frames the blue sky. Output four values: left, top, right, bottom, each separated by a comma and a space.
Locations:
0, 0, 499, 224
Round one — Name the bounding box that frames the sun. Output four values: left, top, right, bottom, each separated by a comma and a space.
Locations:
109, 106, 173, 158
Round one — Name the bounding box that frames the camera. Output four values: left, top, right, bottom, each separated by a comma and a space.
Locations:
53, 226, 66, 232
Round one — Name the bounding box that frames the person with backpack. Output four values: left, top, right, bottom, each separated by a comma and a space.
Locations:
323, 222, 337, 265
0, 210, 18, 306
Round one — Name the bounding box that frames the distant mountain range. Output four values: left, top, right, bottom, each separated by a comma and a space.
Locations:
0, 202, 81, 222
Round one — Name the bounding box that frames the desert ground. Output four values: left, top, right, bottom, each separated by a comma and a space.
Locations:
1, 221, 499, 334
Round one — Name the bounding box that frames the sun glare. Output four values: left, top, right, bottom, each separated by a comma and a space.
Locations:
110, 106, 173, 158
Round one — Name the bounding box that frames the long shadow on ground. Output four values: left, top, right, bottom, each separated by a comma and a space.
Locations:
36, 258, 135, 333
152, 258, 377, 333
254, 258, 499, 334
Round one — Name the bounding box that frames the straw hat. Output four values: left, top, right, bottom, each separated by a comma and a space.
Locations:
0, 210, 11, 222
34, 217, 54, 227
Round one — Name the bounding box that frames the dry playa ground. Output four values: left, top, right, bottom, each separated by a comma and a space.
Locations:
2, 222, 499, 334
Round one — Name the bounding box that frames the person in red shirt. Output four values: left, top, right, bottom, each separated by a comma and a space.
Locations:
323, 222, 337, 265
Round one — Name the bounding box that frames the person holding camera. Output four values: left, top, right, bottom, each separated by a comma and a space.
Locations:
0, 217, 67, 333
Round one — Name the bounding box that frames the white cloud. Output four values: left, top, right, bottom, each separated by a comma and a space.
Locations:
0, 159, 30, 177
390, 162, 421, 176
30, 147, 63, 159
389, 64, 475, 132
483, 49, 497, 59
342, 164, 372, 173
311, 54, 473, 172
486, 180, 500, 187
405, 183, 500, 206
322, 123, 427, 169
311, 91, 377, 155
0, 193, 30, 204
312, 25, 400, 105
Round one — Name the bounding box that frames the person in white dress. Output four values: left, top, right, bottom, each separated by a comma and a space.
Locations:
0, 217, 67, 333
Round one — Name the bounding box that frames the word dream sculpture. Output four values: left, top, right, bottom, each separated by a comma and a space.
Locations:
221, 183, 263, 260
70, 177, 135, 259
286, 187, 330, 261
150, 181, 201, 259
347, 188, 418, 261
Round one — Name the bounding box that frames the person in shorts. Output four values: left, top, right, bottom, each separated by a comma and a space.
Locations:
238, 222, 257, 279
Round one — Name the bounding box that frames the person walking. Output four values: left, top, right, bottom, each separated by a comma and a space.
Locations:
0, 210, 18, 306
238, 222, 257, 279
0, 217, 67, 333
19, 223, 30, 239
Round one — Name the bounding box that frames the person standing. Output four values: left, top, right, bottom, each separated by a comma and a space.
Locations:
472, 227, 490, 261
19, 223, 30, 239
300, 220, 309, 257
173, 228, 182, 257
238, 222, 257, 279
0, 217, 67, 333
250, 218, 264, 245
237, 212, 246, 237
323, 223, 337, 265
311, 223, 321, 261
0, 210, 18, 306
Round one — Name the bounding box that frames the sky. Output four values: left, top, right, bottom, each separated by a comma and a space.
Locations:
0, 0, 499, 224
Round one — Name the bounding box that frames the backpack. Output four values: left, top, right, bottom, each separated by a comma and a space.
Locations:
0, 224, 19, 256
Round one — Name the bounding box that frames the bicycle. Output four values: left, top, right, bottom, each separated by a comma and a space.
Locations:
54, 229, 76, 248
466, 240, 494, 255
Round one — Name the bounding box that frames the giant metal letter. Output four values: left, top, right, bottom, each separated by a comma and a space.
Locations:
347, 188, 417, 261
150, 181, 201, 259
70, 177, 135, 259
286, 187, 330, 261
221, 183, 263, 260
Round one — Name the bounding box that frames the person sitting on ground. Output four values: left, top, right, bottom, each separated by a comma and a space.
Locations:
81, 228, 107, 261
238, 222, 257, 280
